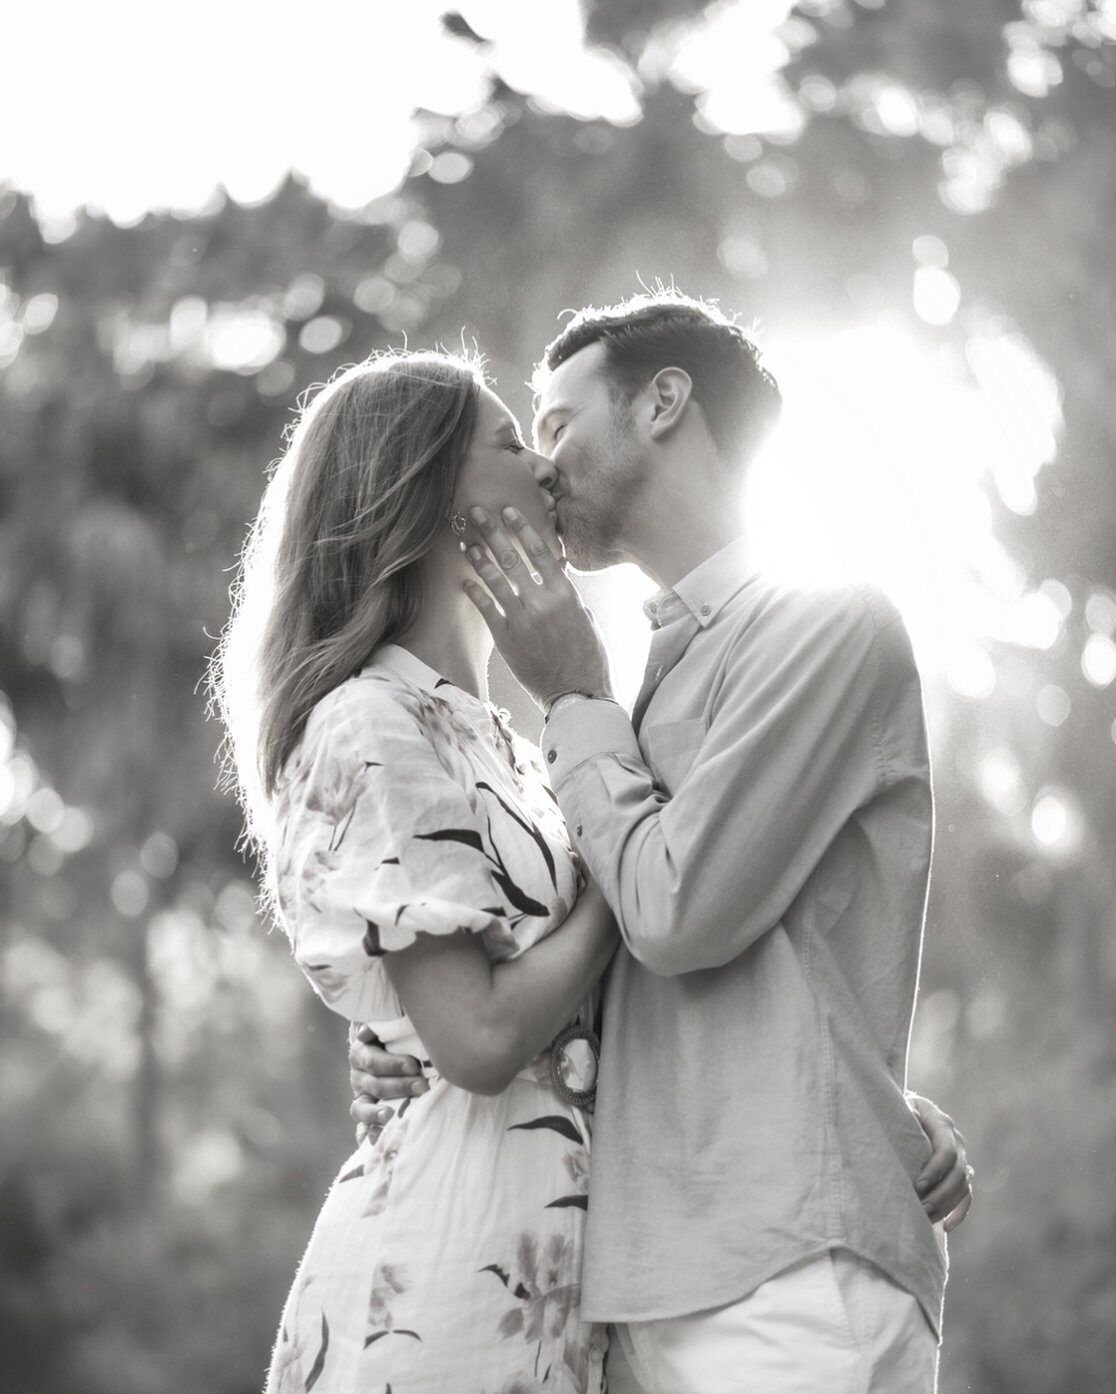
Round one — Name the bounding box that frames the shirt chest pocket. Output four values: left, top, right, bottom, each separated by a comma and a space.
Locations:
642, 717, 707, 793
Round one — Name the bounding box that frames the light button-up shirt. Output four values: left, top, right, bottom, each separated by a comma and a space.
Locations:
541, 536, 946, 1332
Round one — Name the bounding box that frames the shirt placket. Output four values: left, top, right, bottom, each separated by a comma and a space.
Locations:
631, 608, 703, 730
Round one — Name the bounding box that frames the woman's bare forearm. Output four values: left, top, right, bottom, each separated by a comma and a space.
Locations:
486, 883, 616, 1077
384, 883, 617, 1094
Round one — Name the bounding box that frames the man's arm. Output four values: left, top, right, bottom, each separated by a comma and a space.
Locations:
542, 588, 921, 975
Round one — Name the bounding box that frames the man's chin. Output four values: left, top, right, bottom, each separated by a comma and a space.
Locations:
561, 543, 614, 575
555, 515, 618, 573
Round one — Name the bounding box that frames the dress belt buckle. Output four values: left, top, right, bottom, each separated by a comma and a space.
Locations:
549, 1021, 601, 1110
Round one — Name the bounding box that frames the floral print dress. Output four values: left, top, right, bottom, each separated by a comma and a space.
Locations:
265, 645, 606, 1394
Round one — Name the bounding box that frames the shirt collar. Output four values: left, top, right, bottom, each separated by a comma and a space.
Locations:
642, 535, 755, 630
363, 644, 492, 715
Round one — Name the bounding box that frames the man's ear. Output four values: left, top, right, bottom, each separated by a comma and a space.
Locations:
647, 367, 693, 441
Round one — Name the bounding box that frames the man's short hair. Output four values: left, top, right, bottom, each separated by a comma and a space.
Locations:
535, 290, 782, 467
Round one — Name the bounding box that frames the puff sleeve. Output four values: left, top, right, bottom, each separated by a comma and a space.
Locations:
272, 683, 516, 1022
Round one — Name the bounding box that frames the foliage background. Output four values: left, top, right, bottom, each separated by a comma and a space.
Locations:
1, 2, 1114, 1390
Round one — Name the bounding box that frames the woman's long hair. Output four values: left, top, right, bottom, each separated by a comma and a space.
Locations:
211, 350, 482, 871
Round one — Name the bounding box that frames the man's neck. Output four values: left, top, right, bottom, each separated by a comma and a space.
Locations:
631, 488, 748, 592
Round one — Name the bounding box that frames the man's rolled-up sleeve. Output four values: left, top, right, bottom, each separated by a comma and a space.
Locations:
541, 587, 921, 976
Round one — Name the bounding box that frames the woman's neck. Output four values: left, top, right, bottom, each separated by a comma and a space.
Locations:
393, 553, 492, 701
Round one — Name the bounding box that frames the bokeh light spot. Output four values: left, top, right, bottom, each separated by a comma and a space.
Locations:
1082, 633, 1116, 688
913, 266, 961, 325
746, 158, 795, 198
1085, 588, 1116, 634
283, 274, 325, 322
216, 880, 259, 935
397, 220, 441, 261
354, 276, 396, 314
22, 293, 58, 335
111, 870, 150, 918
429, 151, 473, 184
876, 83, 920, 136
946, 646, 997, 699
1031, 792, 1065, 845
25, 787, 65, 835
0, 752, 36, 823
719, 234, 769, 280
997, 590, 1062, 648
1039, 578, 1072, 618
913, 234, 949, 268
140, 832, 179, 879
298, 316, 347, 356
256, 361, 296, 398
977, 748, 1028, 815
171, 1129, 245, 1207
798, 73, 837, 112
49, 634, 86, 682
967, 986, 1007, 1040
1007, 37, 1064, 98
53, 808, 95, 854
1036, 684, 1071, 726
205, 307, 285, 374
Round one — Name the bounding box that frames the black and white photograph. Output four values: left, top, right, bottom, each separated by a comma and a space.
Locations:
1, 2, 1113, 1391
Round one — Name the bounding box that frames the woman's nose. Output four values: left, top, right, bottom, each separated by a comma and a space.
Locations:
529, 450, 558, 494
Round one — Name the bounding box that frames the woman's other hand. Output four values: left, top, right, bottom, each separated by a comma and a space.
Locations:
349, 1023, 429, 1145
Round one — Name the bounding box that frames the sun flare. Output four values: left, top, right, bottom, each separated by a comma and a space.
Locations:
577, 317, 1062, 711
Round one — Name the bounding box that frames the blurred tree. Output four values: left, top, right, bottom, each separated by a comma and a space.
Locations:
0, 0, 1113, 1389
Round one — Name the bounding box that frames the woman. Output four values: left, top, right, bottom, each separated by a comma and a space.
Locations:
213, 350, 617, 1392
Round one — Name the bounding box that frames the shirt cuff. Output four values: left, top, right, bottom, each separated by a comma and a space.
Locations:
540, 698, 642, 787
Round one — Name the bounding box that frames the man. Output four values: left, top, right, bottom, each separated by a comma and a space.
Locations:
352, 292, 971, 1391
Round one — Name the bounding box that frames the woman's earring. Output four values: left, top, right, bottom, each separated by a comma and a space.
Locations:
450, 511, 467, 538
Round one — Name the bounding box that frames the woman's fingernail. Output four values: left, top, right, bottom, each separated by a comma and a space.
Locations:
468, 546, 483, 562
503, 506, 520, 523
470, 506, 486, 523
412, 1079, 426, 1095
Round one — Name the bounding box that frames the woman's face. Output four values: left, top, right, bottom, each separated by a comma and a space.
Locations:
454, 386, 562, 559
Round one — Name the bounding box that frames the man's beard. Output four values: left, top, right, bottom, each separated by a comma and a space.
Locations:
558, 419, 644, 572
559, 510, 627, 572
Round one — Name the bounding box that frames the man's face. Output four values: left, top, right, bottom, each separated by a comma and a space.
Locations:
532, 342, 647, 572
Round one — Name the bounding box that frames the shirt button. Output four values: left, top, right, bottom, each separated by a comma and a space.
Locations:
576, 824, 583, 837
547, 749, 557, 764
701, 603, 711, 616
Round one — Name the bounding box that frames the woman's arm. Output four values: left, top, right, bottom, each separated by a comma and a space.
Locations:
383, 881, 616, 1095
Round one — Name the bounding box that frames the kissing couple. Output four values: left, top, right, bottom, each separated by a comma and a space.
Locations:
214, 288, 972, 1393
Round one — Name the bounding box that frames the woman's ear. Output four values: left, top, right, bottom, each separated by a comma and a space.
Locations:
647, 367, 693, 441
